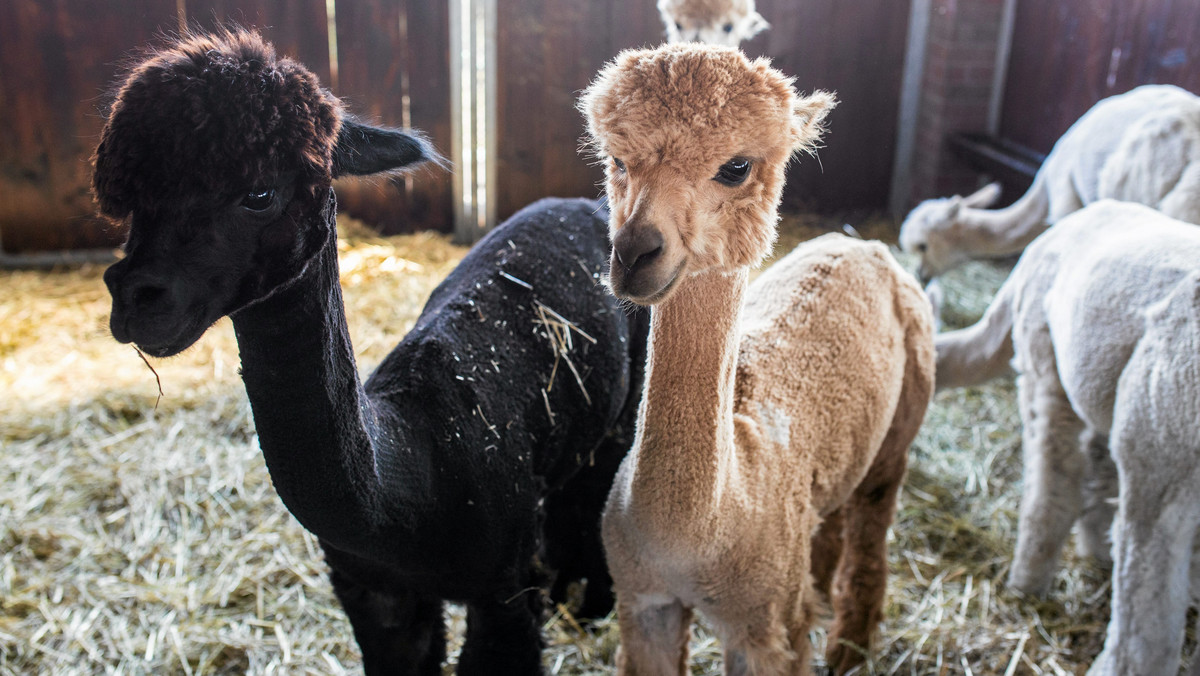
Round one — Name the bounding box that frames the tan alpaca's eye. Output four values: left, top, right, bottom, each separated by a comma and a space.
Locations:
612, 157, 627, 173
714, 158, 751, 186
723, 23, 734, 33
916, 243, 928, 253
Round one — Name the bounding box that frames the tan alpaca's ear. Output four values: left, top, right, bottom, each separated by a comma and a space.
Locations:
791, 90, 837, 154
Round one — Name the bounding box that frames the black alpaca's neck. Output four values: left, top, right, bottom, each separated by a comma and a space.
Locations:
232, 228, 400, 556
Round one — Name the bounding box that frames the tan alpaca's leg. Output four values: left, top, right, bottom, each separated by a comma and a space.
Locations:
615, 597, 693, 676
826, 347, 928, 675
785, 593, 819, 675
811, 507, 845, 605
723, 600, 808, 676
824, 466, 903, 674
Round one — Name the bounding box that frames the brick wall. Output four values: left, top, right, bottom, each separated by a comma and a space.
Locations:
905, 0, 1006, 205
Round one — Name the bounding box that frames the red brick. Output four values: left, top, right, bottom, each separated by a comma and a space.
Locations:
907, 0, 1004, 204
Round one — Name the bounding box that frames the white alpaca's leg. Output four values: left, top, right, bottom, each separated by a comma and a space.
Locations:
1076, 428, 1117, 565
615, 596, 693, 676
1009, 368, 1086, 596
1091, 337, 1200, 676
1089, 469, 1197, 676
923, 278, 944, 332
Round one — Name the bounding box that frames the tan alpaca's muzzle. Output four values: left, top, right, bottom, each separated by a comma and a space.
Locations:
609, 216, 685, 305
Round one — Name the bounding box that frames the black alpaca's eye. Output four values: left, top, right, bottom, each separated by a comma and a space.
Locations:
723, 23, 734, 33
612, 157, 627, 173
241, 189, 276, 212
713, 158, 751, 186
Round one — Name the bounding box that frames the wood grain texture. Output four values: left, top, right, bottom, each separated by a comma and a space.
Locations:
1000, 0, 1200, 154
0, 0, 450, 252
332, 0, 453, 234
494, 0, 913, 218
0, 0, 173, 251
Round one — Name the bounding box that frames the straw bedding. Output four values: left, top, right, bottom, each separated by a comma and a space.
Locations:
0, 214, 1126, 674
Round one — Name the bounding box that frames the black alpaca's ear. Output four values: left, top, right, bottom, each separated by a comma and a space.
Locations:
332, 117, 444, 177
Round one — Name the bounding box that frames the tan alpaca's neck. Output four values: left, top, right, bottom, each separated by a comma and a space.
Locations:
955, 179, 1050, 259
628, 267, 748, 532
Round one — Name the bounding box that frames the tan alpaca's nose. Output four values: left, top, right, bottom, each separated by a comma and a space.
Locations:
613, 224, 664, 273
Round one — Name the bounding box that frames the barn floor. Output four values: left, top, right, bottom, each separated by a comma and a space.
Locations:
0, 213, 1131, 674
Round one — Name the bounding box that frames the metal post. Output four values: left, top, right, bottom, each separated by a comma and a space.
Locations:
888, 0, 931, 218
450, 0, 497, 244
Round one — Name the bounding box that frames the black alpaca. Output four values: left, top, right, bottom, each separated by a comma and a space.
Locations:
95, 30, 647, 674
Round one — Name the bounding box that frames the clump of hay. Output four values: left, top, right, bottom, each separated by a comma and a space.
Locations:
1, 214, 1114, 674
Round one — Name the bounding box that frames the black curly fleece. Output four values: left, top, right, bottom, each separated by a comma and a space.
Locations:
92, 30, 342, 219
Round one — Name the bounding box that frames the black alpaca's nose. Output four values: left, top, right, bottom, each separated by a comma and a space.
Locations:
105, 259, 180, 320
105, 263, 184, 347
613, 225, 664, 273
120, 274, 174, 314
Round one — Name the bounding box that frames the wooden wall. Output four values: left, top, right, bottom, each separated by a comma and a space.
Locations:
0, 0, 175, 252
1000, 0, 1200, 154
746, 0, 914, 213
493, 0, 915, 219
0, 0, 450, 253
5, 0, 1197, 251
494, 1, 664, 220
1, 0, 916, 252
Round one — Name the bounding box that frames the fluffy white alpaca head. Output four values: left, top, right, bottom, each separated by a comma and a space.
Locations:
899, 182, 1001, 282
658, 0, 769, 46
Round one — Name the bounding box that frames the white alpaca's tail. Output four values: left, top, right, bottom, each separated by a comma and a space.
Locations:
934, 279, 1016, 391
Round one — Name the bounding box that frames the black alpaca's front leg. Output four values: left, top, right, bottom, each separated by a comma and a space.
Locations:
456, 593, 545, 675
328, 569, 446, 675
543, 438, 626, 619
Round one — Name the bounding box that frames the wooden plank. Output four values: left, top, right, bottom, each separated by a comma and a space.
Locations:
332, 0, 453, 234
398, 1, 453, 234
494, 0, 664, 221
184, 0, 332, 83
1000, 0, 1200, 154
750, 0, 913, 212
0, 0, 176, 252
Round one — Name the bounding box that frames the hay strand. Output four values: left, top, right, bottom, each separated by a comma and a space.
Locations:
133, 346, 164, 410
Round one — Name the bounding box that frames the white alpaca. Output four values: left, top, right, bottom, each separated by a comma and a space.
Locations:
936, 200, 1200, 676
900, 84, 1200, 284
658, 0, 769, 46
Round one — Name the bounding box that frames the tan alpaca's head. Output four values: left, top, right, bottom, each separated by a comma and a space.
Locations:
658, 0, 769, 46
580, 44, 835, 304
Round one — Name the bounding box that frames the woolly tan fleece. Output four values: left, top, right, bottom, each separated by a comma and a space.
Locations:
580, 44, 833, 273
581, 44, 934, 675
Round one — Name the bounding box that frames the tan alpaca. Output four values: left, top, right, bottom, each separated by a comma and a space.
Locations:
579, 45, 935, 674
659, 0, 769, 46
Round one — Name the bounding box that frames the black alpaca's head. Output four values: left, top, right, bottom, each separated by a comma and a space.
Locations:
97, 28, 436, 357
